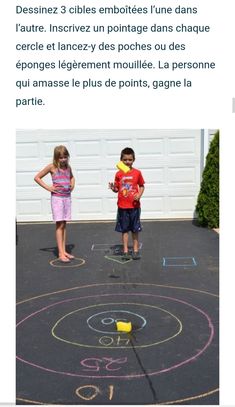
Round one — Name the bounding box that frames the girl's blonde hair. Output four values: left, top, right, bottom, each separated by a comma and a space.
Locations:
53, 145, 70, 169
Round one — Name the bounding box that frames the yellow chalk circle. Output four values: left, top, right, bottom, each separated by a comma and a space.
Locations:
116, 321, 132, 332
116, 161, 130, 173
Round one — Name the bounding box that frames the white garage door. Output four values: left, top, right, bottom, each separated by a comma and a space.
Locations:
16, 129, 206, 222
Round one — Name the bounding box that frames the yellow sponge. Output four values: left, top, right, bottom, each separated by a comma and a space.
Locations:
116, 321, 132, 333
116, 161, 130, 173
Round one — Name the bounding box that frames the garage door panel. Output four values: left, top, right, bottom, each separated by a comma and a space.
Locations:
16, 158, 53, 172
168, 137, 198, 156
16, 171, 37, 187
141, 197, 165, 213
107, 197, 118, 214
137, 138, 164, 156
106, 169, 118, 180
168, 167, 197, 185
43, 141, 69, 157
16, 142, 39, 159
74, 140, 102, 157
169, 196, 197, 212
76, 169, 102, 186
16, 188, 50, 200
137, 157, 200, 169
17, 199, 42, 216
143, 168, 165, 185
76, 198, 103, 215
105, 139, 133, 156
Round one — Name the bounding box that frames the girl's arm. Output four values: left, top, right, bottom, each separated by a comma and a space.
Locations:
34, 164, 57, 193
70, 169, 75, 192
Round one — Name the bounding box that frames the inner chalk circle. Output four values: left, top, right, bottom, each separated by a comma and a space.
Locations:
87, 310, 146, 333
101, 318, 115, 325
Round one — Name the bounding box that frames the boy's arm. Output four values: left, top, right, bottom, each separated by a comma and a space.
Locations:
108, 182, 118, 192
134, 185, 145, 201
109, 173, 119, 192
34, 164, 56, 193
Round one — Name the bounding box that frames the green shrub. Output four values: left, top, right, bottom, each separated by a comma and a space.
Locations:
196, 131, 219, 228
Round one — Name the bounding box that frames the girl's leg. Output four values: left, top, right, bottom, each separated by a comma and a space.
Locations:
122, 232, 129, 253
63, 222, 66, 254
63, 225, 74, 259
56, 221, 69, 261
132, 232, 139, 253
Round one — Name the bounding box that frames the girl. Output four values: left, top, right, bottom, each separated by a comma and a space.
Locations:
34, 145, 75, 262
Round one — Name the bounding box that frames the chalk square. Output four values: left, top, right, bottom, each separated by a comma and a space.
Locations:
105, 255, 133, 264
91, 244, 112, 251
163, 257, 197, 267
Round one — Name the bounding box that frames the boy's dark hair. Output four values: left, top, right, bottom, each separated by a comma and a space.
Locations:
120, 147, 135, 160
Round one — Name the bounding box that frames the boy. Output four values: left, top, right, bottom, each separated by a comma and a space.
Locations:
109, 147, 145, 260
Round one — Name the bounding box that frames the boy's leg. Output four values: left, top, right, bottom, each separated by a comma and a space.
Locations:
132, 232, 139, 253
130, 208, 141, 259
122, 232, 131, 260
115, 209, 131, 259
132, 232, 141, 259
122, 232, 129, 254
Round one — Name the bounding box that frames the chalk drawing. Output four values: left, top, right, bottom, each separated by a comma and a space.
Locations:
16, 293, 214, 378
51, 301, 182, 348
16, 282, 218, 306
105, 254, 133, 264
87, 310, 146, 334
75, 384, 114, 401
116, 336, 131, 346
91, 243, 142, 251
80, 357, 127, 372
99, 336, 114, 346
49, 257, 85, 268
75, 385, 100, 401
16, 283, 218, 404
16, 387, 219, 405
16, 304, 212, 375
158, 388, 219, 405
102, 317, 115, 324
162, 257, 197, 267
99, 336, 130, 346
109, 385, 114, 400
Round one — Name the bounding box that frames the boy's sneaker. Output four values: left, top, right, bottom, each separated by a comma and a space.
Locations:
122, 252, 131, 261
132, 251, 141, 260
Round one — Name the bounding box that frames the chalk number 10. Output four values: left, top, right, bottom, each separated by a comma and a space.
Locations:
76, 384, 114, 401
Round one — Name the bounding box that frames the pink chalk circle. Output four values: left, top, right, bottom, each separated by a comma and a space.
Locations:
16, 291, 215, 379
